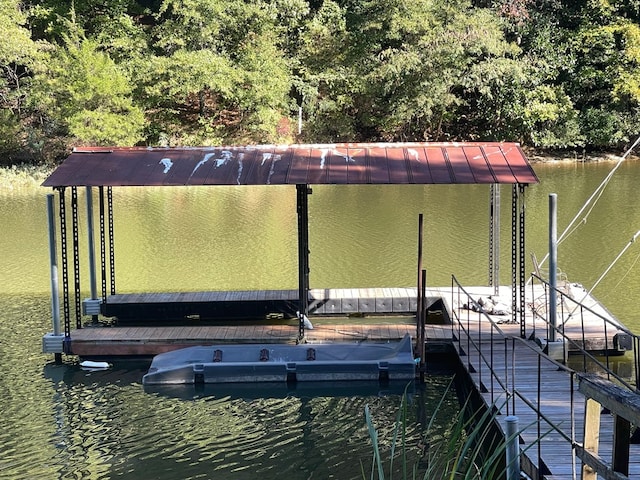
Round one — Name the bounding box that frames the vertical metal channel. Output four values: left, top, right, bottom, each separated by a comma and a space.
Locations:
416, 214, 424, 349
57, 187, 71, 343
71, 187, 82, 329
108, 186, 116, 296
519, 184, 527, 337
85, 187, 99, 324
99, 186, 107, 301
511, 185, 518, 329
489, 184, 500, 294
296, 184, 311, 340
549, 193, 558, 342
46, 194, 61, 363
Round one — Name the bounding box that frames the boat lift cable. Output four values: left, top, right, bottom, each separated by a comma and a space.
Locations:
532, 135, 640, 279
610, 248, 640, 291
563, 230, 640, 323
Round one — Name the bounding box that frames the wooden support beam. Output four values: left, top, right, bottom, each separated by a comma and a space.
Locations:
578, 374, 639, 480
581, 397, 601, 480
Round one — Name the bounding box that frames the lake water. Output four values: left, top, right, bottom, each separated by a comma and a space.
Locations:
1, 159, 639, 478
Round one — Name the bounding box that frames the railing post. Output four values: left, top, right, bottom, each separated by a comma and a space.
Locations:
582, 397, 601, 480
505, 416, 520, 480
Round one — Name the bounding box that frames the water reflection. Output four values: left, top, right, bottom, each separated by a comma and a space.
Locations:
4, 161, 640, 478
40, 360, 454, 480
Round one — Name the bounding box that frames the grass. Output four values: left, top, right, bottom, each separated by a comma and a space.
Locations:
362, 379, 543, 480
0, 164, 54, 192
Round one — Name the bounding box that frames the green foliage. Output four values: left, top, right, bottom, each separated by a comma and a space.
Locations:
5, 0, 640, 160
30, 36, 145, 146
362, 381, 543, 480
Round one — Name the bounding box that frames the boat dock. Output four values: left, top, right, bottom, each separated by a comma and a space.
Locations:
65, 282, 630, 358
39, 143, 640, 479
63, 280, 640, 478
452, 279, 640, 480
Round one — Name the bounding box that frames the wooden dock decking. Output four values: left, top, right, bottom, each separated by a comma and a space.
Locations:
66, 284, 640, 479
101, 287, 423, 322
69, 322, 446, 356
72, 284, 628, 356
456, 327, 640, 479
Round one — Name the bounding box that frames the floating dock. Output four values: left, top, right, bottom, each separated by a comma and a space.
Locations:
63, 284, 630, 359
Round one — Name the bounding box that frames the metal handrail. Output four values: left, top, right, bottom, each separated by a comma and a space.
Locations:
450, 274, 636, 479
529, 273, 640, 391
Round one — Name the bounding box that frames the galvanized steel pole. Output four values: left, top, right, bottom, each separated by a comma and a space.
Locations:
549, 194, 558, 342
505, 415, 520, 480
47, 194, 61, 339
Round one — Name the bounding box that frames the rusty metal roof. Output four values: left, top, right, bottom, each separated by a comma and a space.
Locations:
42, 142, 538, 187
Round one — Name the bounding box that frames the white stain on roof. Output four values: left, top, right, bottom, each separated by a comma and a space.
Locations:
159, 158, 173, 174
236, 153, 244, 184
262, 153, 272, 165
408, 149, 419, 161
216, 150, 233, 167
188, 152, 216, 181
320, 149, 354, 169
266, 154, 281, 184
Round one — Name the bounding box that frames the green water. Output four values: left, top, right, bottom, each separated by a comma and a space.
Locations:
1, 159, 640, 478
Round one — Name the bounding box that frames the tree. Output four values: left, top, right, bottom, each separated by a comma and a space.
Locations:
30, 32, 145, 147
137, 0, 293, 145
0, 0, 41, 162
296, 0, 531, 142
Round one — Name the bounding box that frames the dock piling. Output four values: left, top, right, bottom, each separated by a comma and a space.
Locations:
549, 193, 558, 342
505, 415, 520, 480
46, 194, 62, 363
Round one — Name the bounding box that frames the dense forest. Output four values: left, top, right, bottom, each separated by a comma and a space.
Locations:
2, 0, 640, 164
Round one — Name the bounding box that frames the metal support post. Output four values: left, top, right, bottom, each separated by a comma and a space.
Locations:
489, 184, 500, 295
107, 186, 116, 295
416, 213, 424, 346
296, 184, 312, 340
86, 187, 99, 323
511, 185, 518, 330
46, 194, 62, 363
71, 187, 82, 329
505, 416, 521, 480
549, 193, 558, 342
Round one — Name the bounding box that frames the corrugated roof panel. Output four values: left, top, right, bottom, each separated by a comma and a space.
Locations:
483, 144, 515, 183
347, 147, 368, 183
367, 146, 391, 183
501, 144, 533, 184
387, 147, 410, 184
268, 148, 293, 185
407, 147, 434, 184
327, 147, 350, 184
282, 148, 309, 184
159, 150, 197, 185
42, 143, 538, 187
445, 146, 475, 183
463, 146, 496, 184
424, 147, 450, 183
188, 149, 223, 185
241, 148, 269, 185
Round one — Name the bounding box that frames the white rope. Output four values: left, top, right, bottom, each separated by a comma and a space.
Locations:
535, 135, 640, 271
563, 230, 640, 323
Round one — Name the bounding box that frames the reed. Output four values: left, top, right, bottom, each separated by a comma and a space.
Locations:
363, 380, 542, 480
0, 164, 53, 191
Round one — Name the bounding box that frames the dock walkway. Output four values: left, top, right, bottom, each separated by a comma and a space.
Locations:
451, 286, 640, 480
67, 284, 640, 479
